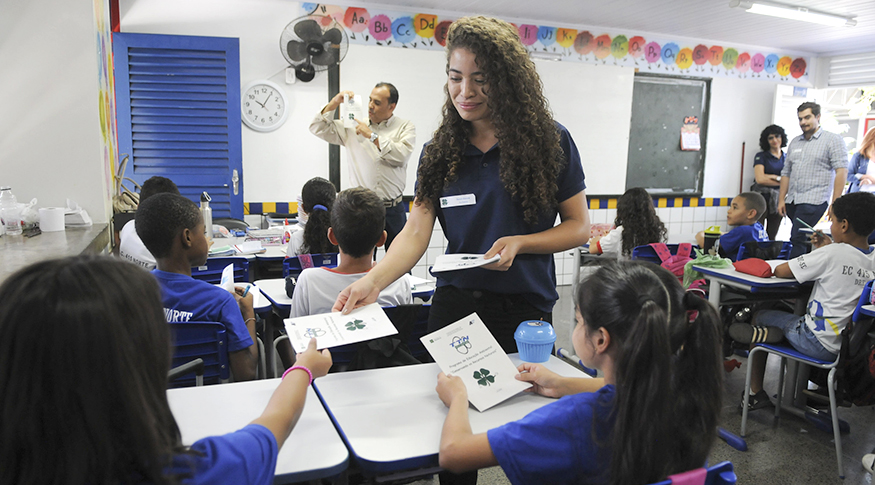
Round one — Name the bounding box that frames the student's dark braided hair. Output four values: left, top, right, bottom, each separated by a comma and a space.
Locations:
577, 261, 723, 485
299, 177, 338, 256
415, 16, 564, 225
615, 187, 666, 256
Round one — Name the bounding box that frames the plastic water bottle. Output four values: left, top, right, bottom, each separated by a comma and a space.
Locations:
199, 192, 212, 242
0, 187, 22, 236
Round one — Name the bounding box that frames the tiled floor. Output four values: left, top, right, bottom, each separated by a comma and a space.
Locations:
412, 284, 875, 485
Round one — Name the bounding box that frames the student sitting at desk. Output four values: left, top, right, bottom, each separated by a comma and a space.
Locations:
695, 191, 768, 261
589, 187, 666, 258
286, 177, 337, 258
729, 192, 875, 411
0, 256, 332, 484
435, 261, 723, 484
291, 187, 411, 317
136, 193, 259, 381
118, 175, 179, 269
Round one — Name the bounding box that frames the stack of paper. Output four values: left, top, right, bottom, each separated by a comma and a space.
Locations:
431, 253, 500, 273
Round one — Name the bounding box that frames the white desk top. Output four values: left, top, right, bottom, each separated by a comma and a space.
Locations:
314, 354, 590, 476
255, 278, 293, 308
167, 379, 348, 483
691, 264, 798, 288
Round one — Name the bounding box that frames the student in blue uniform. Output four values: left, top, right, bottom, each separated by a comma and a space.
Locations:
333, 16, 590, 354
696, 191, 769, 261
0, 256, 332, 484
434, 261, 724, 485
137, 192, 258, 381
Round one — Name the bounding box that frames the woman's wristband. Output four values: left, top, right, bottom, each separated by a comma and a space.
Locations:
282, 365, 313, 385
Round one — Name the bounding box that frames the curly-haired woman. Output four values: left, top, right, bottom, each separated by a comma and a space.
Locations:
751, 124, 787, 240
333, 16, 590, 354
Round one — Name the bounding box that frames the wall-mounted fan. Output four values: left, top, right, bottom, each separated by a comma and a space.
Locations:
280, 15, 349, 82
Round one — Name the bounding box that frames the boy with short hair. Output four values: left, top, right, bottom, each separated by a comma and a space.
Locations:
696, 191, 769, 261
119, 176, 180, 269
730, 192, 875, 410
136, 193, 258, 381
290, 187, 412, 317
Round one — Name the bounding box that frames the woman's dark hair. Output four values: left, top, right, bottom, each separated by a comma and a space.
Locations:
758, 124, 787, 152
576, 261, 723, 485
300, 177, 338, 255
615, 187, 666, 256
415, 16, 564, 225
0, 256, 189, 484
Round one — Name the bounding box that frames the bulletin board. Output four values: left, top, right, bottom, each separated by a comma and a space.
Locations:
625, 74, 710, 195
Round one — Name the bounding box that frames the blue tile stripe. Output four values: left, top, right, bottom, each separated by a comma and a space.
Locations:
245, 200, 414, 215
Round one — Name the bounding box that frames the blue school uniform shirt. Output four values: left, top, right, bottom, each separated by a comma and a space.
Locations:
429, 123, 586, 313
753, 150, 785, 176
487, 385, 615, 485
719, 223, 768, 261
170, 424, 278, 484
152, 269, 254, 352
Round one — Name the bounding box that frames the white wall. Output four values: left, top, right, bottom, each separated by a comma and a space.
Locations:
0, 0, 110, 223
703, 76, 776, 197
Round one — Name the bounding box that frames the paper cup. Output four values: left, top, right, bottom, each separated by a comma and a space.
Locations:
39, 207, 66, 232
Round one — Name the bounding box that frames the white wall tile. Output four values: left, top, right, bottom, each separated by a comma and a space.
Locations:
657, 207, 671, 223
706, 206, 718, 223
605, 209, 617, 222
682, 222, 694, 234
412, 266, 429, 280
590, 209, 607, 224
693, 207, 706, 223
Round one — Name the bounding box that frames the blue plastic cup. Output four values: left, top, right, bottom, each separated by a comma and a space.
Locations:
514, 320, 556, 363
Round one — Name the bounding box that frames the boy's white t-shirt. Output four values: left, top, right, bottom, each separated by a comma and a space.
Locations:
119, 220, 157, 269
290, 267, 413, 317
789, 243, 875, 354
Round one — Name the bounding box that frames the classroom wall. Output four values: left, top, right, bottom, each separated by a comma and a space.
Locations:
0, 0, 111, 224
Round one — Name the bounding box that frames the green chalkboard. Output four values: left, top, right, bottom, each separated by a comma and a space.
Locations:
625, 74, 709, 195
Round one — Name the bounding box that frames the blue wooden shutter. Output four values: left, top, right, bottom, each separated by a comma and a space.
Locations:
113, 33, 242, 218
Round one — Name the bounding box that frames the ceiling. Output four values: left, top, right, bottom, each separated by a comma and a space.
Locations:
351, 0, 875, 57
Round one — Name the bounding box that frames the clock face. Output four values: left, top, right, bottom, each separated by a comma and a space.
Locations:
241, 80, 289, 132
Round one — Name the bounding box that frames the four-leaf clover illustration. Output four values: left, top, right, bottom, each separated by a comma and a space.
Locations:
473, 368, 495, 387
345, 319, 366, 331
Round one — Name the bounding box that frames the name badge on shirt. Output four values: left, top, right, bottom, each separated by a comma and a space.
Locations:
440, 194, 476, 208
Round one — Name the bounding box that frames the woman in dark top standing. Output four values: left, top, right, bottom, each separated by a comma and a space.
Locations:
752, 124, 787, 240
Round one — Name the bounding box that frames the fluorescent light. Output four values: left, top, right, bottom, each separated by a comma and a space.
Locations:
729, 0, 856, 27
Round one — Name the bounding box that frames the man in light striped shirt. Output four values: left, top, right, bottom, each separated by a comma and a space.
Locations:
778, 102, 848, 258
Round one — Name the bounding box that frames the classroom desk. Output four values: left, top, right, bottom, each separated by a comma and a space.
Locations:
691, 264, 799, 308
0, 224, 110, 284
167, 379, 348, 483
862, 304, 875, 318
314, 354, 590, 480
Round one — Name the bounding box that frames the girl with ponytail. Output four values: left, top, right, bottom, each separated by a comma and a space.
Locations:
286, 177, 338, 257
435, 261, 723, 484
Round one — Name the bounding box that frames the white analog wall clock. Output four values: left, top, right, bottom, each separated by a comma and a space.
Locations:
241, 80, 289, 132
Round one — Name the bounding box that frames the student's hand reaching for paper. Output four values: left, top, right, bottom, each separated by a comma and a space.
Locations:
516, 363, 566, 398
436, 372, 468, 407
332, 277, 380, 314
483, 236, 523, 271
294, 338, 333, 379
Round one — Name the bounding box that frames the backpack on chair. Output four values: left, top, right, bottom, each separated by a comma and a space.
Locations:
650, 243, 694, 278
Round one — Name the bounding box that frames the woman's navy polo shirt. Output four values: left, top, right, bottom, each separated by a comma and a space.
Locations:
753, 150, 785, 176
427, 123, 586, 312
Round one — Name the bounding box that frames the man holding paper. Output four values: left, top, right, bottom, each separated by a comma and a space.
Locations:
310, 83, 416, 249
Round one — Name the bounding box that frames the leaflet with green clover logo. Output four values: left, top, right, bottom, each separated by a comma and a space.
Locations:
421, 312, 531, 411
284, 303, 397, 353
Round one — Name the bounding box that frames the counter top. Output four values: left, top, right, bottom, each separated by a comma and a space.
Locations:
0, 224, 110, 283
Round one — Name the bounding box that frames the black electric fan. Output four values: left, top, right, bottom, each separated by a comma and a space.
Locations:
280, 15, 349, 82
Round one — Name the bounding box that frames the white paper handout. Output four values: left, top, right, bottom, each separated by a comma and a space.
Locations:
233, 240, 266, 255
421, 313, 531, 412
431, 253, 500, 273
340, 94, 365, 128
284, 303, 398, 353
219, 263, 235, 294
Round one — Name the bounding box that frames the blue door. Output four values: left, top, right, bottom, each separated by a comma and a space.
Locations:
113, 32, 243, 218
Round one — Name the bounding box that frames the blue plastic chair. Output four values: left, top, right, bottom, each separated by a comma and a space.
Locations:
735, 240, 792, 261
631, 243, 699, 265
649, 461, 736, 485
191, 256, 249, 284
282, 253, 339, 277
740, 280, 874, 478
168, 321, 231, 388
